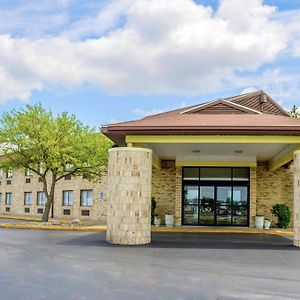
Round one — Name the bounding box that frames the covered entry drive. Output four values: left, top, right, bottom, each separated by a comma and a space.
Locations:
182, 167, 249, 226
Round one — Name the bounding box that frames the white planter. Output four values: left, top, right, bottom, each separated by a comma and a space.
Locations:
255, 216, 264, 229
165, 214, 174, 227
154, 217, 161, 227
264, 220, 271, 230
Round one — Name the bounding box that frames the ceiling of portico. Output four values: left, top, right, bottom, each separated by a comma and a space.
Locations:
145, 143, 292, 162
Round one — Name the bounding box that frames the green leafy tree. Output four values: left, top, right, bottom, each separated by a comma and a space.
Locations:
289, 105, 300, 118
0, 103, 113, 222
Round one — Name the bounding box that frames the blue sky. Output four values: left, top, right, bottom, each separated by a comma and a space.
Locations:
0, 0, 300, 128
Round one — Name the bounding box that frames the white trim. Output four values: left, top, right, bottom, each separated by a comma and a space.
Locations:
180, 98, 262, 115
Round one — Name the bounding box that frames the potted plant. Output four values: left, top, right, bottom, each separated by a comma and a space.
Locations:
165, 211, 174, 227
255, 215, 264, 229
271, 204, 291, 229
264, 218, 271, 230
151, 197, 157, 225
154, 214, 161, 227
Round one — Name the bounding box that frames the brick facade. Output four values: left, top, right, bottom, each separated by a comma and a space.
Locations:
0, 168, 108, 222
256, 162, 294, 226
0, 161, 294, 228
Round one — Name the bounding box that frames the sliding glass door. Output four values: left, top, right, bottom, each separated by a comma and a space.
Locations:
182, 167, 249, 226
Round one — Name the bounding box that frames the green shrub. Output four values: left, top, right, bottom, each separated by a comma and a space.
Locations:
271, 204, 291, 229
151, 197, 157, 225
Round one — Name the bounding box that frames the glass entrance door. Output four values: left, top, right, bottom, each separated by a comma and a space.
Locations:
199, 186, 214, 225
183, 185, 199, 225
182, 167, 249, 226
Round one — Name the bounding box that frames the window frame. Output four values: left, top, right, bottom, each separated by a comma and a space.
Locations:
24, 192, 32, 205
80, 190, 93, 207
62, 190, 74, 206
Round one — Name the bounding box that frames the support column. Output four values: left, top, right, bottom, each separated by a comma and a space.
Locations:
106, 147, 152, 245
294, 151, 300, 247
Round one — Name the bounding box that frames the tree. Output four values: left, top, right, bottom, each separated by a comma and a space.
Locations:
289, 105, 300, 118
0, 103, 113, 222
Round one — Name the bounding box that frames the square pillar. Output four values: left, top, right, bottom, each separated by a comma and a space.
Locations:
293, 151, 300, 247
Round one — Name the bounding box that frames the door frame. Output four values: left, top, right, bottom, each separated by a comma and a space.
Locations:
181, 167, 250, 227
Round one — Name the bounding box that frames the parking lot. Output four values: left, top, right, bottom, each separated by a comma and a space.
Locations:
0, 227, 299, 300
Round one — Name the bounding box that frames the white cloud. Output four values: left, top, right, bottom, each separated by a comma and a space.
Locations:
274, 8, 300, 57
132, 107, 165, 116
0, 0, 291, 103
241, 87, 259, 95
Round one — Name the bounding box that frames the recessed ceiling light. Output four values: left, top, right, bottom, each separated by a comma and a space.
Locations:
192, 150, 201, 153
235, 150, 243, 154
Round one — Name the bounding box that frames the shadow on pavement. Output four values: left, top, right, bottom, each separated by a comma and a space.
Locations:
59, 232, 298, 250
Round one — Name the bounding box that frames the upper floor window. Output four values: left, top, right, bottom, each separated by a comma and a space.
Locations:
6, 168, 13, 178
0, 169, 4, 178
24, 192, 32, 205
37, 191, 46, 206
25, 168, 33, 177
63, 190, 73, 206
80, 190, 93, 207
5, 193, 12, 205
65, 163, 74, 171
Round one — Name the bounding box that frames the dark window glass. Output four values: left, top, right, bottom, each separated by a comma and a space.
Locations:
201, 168, 231, 181
183, 168, 199, 180
233, 168, 249, 181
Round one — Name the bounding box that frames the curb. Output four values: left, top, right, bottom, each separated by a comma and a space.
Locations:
0, 223, 294, 235
151, 227, 294, 236
0, 224, 107, 231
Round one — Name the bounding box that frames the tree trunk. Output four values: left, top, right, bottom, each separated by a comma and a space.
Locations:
41, 173, 57, 222
42, 196, 53, 222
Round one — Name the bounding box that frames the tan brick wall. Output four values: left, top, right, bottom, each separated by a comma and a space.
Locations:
256, 162, 294, 226
152, 160, 176, 224
1, 162, 294, 228
249, 167, 257, 227
0, 168, 108, 223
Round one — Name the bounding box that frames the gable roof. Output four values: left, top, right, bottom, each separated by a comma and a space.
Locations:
101, 91, 300, 146
180, 99, 262, 115
225, 90, 289, 116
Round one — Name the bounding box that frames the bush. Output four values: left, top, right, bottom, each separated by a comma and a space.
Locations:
151, 197, 157, 225
271, 204, 291, 229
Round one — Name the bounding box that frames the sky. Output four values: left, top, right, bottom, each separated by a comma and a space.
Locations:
0, 0, 300, 128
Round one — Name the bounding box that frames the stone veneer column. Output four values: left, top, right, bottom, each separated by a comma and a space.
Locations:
294, 151, 300, 247
106, 147, 152, 245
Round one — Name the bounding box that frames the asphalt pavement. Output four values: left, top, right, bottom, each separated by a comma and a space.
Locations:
0, 228, 299, 300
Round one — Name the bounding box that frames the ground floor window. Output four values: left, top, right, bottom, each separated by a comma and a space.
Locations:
24, 192, 32, 205
80, 190, 93, 206
5, 192, 12, 205
182, 167, 249, 226
37, 191, 46, 206
63, 190, 73, 206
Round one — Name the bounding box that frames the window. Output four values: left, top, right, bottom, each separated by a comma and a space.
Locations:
25, 168, 32, 177
5, 193, 12, 205
6, 168, 13, 178
65, 163, 74, 171
0, 193, 2, 206
80, 190, 93, 206
63, 191, 73, 206
24, 192, 32, 205
0, 169, 3, 178
37, 192, 46, 206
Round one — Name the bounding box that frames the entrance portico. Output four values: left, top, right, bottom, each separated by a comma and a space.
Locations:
102, 91, 300, 245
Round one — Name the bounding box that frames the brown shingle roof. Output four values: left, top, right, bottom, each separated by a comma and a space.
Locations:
102, 91, 300, 145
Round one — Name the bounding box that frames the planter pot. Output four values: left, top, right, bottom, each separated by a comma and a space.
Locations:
255, 216, 264, 229
154, 217, 161, 227
165, 214, 174, 227
264, 220, 271, 230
